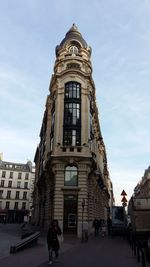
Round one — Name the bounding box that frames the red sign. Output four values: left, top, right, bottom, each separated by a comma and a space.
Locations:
121, 196, 128, 203
121, 190, 127, 196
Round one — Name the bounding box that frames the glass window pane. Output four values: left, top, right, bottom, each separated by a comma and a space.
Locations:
69, 88, 72, 98
77, 88, 80, 98
73, 88, 76, 98
70, 173, 77, 185
65, 172, 70, 182
76, 131, 81, 146
65, 82, 81, 99
72, 130, 76, 135
65, 166, 78, 186
65, 87, 69, 98
77, 109, 79, 119
72, 130, 76, 146
73, 117, 76, 125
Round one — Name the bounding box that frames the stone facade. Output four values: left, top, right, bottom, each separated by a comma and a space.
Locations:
134, 166, 150, 197
33, 25, 114, 237
0, 159, 35, 223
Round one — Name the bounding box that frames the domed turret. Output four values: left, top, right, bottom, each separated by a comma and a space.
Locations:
56, 24, 91, 56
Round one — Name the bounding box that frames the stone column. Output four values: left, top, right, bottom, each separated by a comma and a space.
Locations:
53, 163, 64, 231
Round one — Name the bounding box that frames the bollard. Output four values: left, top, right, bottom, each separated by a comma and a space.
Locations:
137, 246, 140, 262
81, 230, 88, 243
141, 249, 146, 267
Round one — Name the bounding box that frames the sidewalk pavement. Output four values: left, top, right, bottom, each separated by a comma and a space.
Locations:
0, 223, 22, 259
0, 234, 80, 267
0, 224, 142, 267
53, 236, 142, 267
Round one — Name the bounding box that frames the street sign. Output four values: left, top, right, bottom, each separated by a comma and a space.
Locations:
121, 196, 128, 203
121, 190, 127, 196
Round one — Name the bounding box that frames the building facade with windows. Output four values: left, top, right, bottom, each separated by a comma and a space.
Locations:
0, 159, 35, 223
133, 166, 150, 197
33, 25, 114, 237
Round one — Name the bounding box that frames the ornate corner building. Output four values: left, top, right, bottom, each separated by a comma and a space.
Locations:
33, 24, 114, 237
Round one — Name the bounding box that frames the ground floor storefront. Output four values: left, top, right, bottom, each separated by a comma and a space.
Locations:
0, 209, 29, 223
33, 158, 110, 237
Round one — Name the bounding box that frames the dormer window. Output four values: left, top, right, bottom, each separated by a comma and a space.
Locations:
69, 46, 78, 54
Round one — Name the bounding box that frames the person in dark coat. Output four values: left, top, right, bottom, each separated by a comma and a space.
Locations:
107, 216, 112, 236
47, 220, 62, 265
93, 218, 100, 237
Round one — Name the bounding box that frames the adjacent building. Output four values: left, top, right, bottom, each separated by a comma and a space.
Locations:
133, 166, 150, 197
0, 159, 35, 223
33, 24, 114, 237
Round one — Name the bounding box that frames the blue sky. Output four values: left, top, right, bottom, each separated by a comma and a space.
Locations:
0, 0, 150, 205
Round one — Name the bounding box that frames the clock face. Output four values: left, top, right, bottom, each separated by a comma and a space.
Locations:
69, 46, 78, 54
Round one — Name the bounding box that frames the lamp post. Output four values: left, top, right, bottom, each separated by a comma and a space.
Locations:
81, 198, 85, 242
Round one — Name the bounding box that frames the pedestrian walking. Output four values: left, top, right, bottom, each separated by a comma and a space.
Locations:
101, 219, 107, 237
93, 218, 100, 237
107, 216, 112, 236
47, 219, 62, 265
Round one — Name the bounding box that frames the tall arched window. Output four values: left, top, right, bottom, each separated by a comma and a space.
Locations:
64, 166, 78, 186
63, 82, 81, 146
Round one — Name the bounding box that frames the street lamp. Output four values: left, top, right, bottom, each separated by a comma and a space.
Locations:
81, 198, 85, 242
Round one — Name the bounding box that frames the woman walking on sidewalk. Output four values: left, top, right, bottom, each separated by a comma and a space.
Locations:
47, 220, 62, 265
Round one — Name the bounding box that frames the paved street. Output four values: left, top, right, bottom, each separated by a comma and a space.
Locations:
53, 236, 140, 267
0, 223, 21, 259
0, 224, 142, 267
